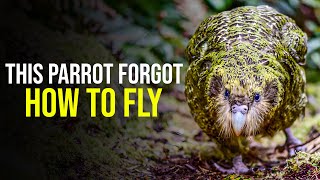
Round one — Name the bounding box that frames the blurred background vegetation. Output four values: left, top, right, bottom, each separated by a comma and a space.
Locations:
2, 0, 320, 179
19, 0, 320, 83
31, 1, 320, 73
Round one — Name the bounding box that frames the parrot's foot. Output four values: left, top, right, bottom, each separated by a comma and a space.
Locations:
284, 128, 306, 157
214, 155, 251, 174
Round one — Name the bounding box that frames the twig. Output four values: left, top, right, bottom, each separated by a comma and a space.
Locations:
289, 133, 320, 149
309, 145, 320, 154
248, 151, 284, 167
185, 164, 197, 172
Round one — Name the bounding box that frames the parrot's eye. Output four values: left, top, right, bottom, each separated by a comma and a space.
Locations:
224, 90, 230, 98
254, 93, 261, 102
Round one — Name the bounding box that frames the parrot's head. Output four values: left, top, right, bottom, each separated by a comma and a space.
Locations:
206, 59, 285, 138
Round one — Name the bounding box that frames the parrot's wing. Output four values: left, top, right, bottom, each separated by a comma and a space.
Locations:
185, 13, 223, 64
281, 21, 308, 65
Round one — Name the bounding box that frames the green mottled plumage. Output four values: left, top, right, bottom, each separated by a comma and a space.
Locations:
185, 6, 307, 155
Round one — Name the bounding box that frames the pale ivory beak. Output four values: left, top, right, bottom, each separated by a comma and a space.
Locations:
231, 105, 248, 136
232, 111, 246, 136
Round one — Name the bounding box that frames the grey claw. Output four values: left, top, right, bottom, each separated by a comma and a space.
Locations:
213, 163, 235, 174
284, 128, 306, 157
213, 155, 250, 174
286, 138, 306, 157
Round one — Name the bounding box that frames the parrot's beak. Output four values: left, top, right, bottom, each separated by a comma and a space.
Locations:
231, 105, 248, 136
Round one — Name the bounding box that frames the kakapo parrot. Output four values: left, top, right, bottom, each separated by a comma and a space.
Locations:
185, 5, 307, 174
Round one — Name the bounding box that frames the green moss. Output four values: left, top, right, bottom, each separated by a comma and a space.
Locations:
283, 152, 320, 178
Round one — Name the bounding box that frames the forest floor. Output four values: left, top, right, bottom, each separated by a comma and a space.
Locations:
64, 82, 319, 179
147, 88, 320, 179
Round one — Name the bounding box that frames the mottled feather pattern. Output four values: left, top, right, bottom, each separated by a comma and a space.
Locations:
185, 5, 307, 146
